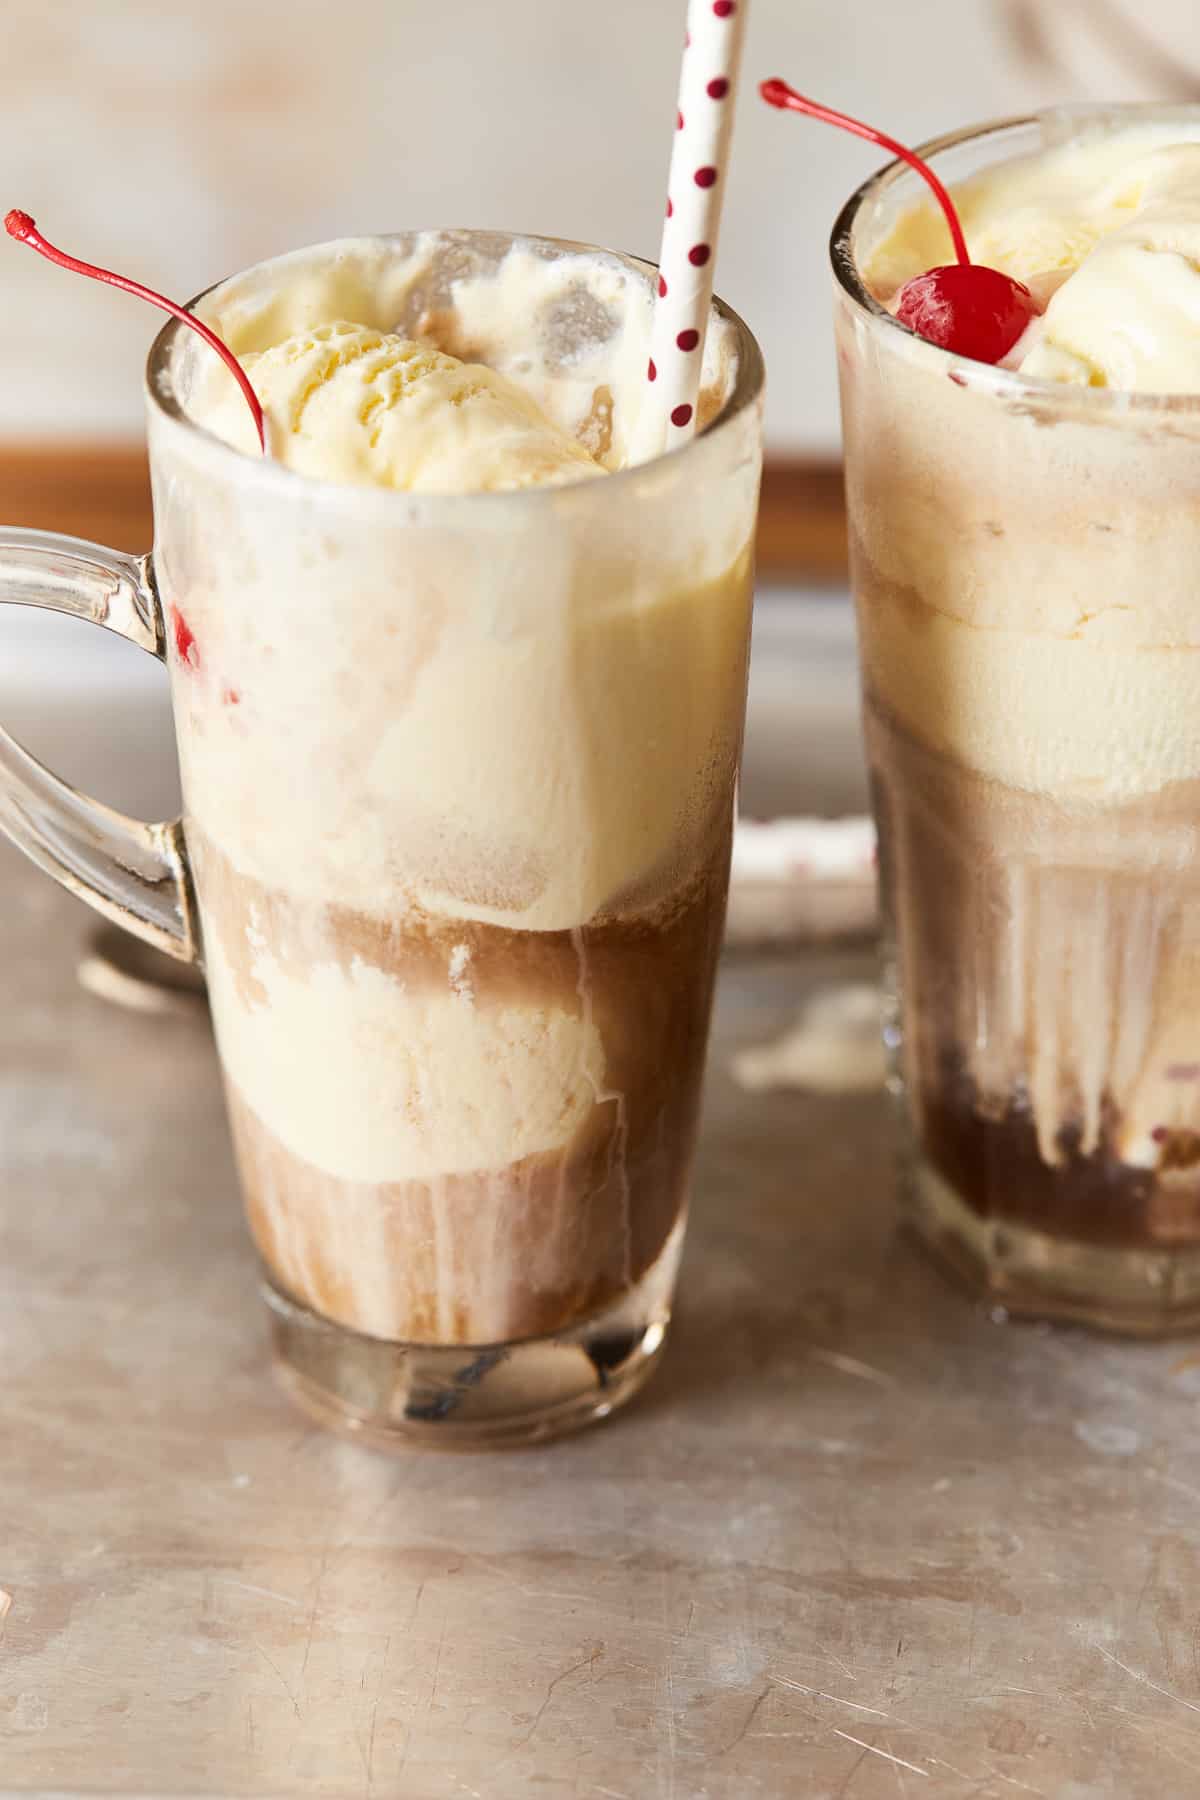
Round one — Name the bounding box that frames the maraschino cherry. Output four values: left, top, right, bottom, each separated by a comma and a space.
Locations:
759, 80, 1038, 366
4, 209, 265, 450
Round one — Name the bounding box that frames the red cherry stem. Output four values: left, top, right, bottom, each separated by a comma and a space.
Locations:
759, 79, 971, 269
4, 209, 265, 451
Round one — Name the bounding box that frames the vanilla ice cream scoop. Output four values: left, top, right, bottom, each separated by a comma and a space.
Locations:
1018, 145, 1200, 391
866, 126, 1200, 393
206, 320, 605, 493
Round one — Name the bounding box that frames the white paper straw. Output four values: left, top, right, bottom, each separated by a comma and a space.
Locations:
633, 0, 749, 462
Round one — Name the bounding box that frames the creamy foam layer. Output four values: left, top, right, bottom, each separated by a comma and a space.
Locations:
185, 234, 738, 472
169, 548, 752, 931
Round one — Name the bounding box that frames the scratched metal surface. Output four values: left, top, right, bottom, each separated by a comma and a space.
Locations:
6, 598, 1200, 1798
6, 848, 1200, 1799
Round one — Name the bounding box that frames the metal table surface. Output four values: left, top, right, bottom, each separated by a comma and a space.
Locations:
5, 599, 1200, 1797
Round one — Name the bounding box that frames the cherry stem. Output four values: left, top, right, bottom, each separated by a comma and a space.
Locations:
4, 209, 266, 451
759, 79, 971, 268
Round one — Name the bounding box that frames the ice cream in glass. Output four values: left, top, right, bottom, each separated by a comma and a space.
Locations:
832, 106, 1200, 1330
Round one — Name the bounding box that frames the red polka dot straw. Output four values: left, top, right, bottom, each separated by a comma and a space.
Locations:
634, 0, 749, 460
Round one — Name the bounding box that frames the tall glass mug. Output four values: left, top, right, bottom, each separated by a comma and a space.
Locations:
833, 110, 1200, 1334
0, 231, 763, 1443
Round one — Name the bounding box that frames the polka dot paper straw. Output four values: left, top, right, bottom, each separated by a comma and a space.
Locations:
634, 0, 749, 462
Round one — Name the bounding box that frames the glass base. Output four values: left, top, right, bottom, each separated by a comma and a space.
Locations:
262, 1223, 683, 1449
907, 1160, 1200, 1337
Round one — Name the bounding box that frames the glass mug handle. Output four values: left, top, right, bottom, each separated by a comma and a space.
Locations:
0, 526, 198, 963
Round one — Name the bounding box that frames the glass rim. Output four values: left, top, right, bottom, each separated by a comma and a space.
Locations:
143, 228, 765, 509
829, 106, 1200, 416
